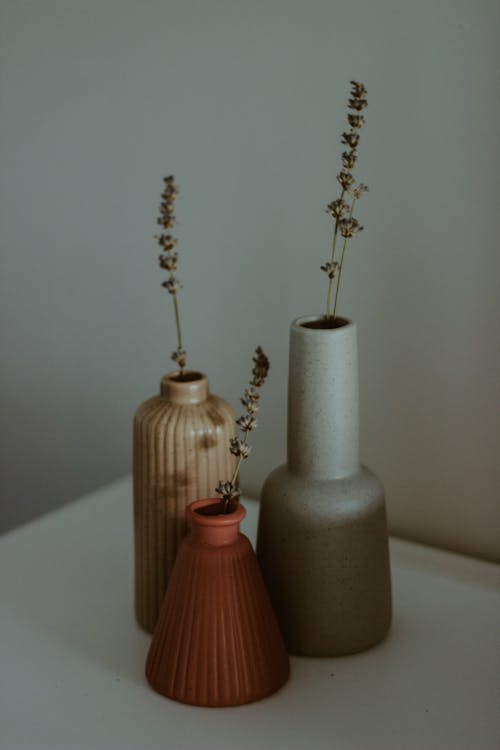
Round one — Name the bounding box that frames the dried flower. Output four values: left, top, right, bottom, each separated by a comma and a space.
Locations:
236, 413, 257, 432
348, 97, 368, 111
162, 277, 182, 295
155, 175, 187, 372
171, 347, 187, 368
351, 183, 369, 200
156, 234, 177, 251
322, 80, 369, 322
215, 480, 241, 502
158, 252, 178, 271
339, 217, 363, 238
243, 386, 260, 402
342, 150, 357, 169
216, 347, 270, 512
350, 80, 367, 99
321, 261, 340, 280
157, 215, 175, 229
229, 437, 251, 458
336, 171, 355, 191
161, 199, 175, 213
240, 398, 258, 415
347, 114, 365, 129
251, 346, 270, 388
341, 131, 360, 149
326, 198, 350, 219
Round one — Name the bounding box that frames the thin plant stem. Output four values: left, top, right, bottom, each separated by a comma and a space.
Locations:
325, 279, 334, 320
230, 429, 249, 487
330, 188, 345, 263
172, 292, 184, 371
332, 198, 356, 321
333, 238, 348, 321
325, 189, 345, 319
224, 427, 250, 512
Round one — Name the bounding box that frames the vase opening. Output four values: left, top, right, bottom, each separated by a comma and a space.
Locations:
195, 500, 239, 517
160, 371, 209, 404
169, 370, 204, 383
301, 315, 350, 330
188, 498, 246, 524
188, 498, 246, 546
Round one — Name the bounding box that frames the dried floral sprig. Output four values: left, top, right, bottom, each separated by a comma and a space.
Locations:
171, 347, 187, 369
216, 347, 270, 512
155, 176, 187, 373
320, 261, 340, 280
341, 151, 357, 169
338, 217, 363, 238
215, 480, 241, 502
324, 81, 369, 321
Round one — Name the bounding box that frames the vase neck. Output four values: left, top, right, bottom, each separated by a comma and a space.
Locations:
287, 316, 360, 479
187, 499, 246, 546
160, 371, 209, 404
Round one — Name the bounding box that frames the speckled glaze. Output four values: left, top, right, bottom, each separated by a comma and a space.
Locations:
257, 316, 392, 656
133, 371, 236, 633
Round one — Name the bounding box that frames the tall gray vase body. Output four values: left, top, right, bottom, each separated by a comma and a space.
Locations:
257, 316, 392, 656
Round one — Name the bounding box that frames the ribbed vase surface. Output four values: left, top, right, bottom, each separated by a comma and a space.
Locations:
146, 499, 290, 707
133, 371, 236, 632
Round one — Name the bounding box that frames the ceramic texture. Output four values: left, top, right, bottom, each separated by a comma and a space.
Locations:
133, 372, 236, 633
257, 316, 392, 656
146, 499, 290, 707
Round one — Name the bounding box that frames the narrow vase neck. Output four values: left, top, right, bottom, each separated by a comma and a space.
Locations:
187, 499, 246, 546
160, 371, 209, 404
287, 316, 360, 479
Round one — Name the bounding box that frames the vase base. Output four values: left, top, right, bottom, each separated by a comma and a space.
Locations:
257, 463, 392, 657
146, 528, 290, 708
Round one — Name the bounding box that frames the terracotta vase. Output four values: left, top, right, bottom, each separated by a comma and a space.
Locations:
133, 371, 236, 633
145, 498, 290, 707
257, 316, 392, 656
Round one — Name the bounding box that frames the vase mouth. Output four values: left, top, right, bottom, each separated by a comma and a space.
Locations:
292, 314, 354, 332
160, 371, 209, 403
187, 498, 246, 526
165, 370, 205, 383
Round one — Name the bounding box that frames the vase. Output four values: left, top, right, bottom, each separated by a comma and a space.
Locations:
145, 498, 290, 707
133, 371, 236, 633
257, 316, 392, 656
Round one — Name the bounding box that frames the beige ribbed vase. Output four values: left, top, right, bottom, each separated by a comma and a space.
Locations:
133, 371, 236, 632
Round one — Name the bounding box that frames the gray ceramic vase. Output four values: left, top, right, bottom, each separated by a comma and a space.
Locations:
257, 315, 392, 656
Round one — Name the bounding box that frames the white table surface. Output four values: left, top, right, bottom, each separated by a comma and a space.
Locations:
1, 476, 499, 750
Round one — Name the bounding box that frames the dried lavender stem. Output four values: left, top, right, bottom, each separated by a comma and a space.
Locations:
229, 429, 249, 491
172, 293, 183, 354
216, 347, 270, 514
333, 199, 356, 321
325, 189, 345, 319
330, 188, 345, 264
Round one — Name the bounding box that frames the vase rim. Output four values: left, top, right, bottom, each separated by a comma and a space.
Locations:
291, 314, 355, 332
187, 498, 246, 526
160, 370, 209, 403
164, 370, 206, 383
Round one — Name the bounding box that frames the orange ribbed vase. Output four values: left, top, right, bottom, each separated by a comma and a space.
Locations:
145, 499, 290, 707
133, 372, 236, 633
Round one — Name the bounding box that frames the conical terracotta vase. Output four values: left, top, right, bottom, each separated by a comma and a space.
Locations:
257, 316, 392, 656
133, 371, 236, 633
145, 498, 290, 707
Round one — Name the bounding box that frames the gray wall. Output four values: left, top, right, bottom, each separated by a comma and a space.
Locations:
1, 0, 499, 561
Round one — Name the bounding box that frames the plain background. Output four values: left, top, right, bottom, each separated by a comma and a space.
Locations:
1, 0, 499, 562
